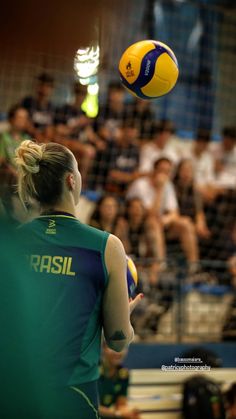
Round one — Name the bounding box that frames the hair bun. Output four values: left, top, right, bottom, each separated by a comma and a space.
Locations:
15, 140, 44, 174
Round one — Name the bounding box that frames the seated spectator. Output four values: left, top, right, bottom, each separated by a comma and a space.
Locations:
0, 104, 31, 205
94, 81, 127, 141
210, 126, 236, 189
127, 158, 200, 273
98, 342, 140, 419
186, 128, 217, 201
89, 82, 129, 191
174, 159, 211, 239
0, 104, 30, 168
54, 82, 88, 135
202, 187, 236, 263
21, 72, 55, 136
43, 123, 96, 188
125, 98, 155, 141
186, 130, 236, 263
187, 130, 236, 260
55, 82, 102, 148
139, 119, 178, 173
105, 120, 141, 197
89, 195, 126, 238
120, 198, 166, 284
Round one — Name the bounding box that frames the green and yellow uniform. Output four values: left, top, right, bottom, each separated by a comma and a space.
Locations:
98, 364, 129, 410
0, 131, 30, 167
20, 211, 110, 418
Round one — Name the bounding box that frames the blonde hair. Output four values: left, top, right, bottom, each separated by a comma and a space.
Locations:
15, 140, 74, 206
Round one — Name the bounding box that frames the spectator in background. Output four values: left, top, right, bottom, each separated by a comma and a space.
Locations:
98, 342, 140, 419
0, 104, 30, 170
55, 82, 102, 148
121, 198, 166, 285
105, 120, 141, 197
0, 104, 30, 210
210, 127, 236, 189
89, 195, 126, 240
21, 72, 55, 136
53, 81, 103, 186
94, 82, 127, 141
126, 98, 155, 142
187, 128, 216, 200
88, 120, 141, 194
174, 159, 211, 240
41, 123, 95, 189
127, 158, 200, 273
88, 82, 129, 191
54, 82, 88, 135
139, 119, 178, 173
189, 129, 236, 262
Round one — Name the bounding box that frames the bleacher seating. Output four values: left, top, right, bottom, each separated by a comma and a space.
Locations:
128, 368, 236, 418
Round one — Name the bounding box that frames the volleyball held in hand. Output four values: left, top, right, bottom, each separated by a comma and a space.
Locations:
126, 256, 138, 298
119, 40, 179, 99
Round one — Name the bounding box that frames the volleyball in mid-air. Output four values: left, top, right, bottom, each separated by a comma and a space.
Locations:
126, 256, 138, 298
119, 40, 179, 99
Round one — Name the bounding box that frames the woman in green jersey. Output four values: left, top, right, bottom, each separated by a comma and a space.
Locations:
15, 140, 142, 419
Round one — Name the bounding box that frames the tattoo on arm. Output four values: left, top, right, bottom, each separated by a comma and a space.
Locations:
109, 330, 126, 341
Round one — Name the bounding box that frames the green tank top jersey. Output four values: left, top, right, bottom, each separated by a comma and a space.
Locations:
20, 211, 110, 389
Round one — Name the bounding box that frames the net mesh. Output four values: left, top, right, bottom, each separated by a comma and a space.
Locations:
0, 0, 236, 342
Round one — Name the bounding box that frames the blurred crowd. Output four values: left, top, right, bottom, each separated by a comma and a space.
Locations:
1, 72, 236, 340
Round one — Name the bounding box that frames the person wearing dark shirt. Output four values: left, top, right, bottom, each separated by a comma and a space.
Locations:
54, 82, 89, 138
174, 159, 211, 239
21, 72, 55, 134
94, 82, 127, 141
121, 197, 165, 285
89, 195, 126, 235
125, 98, 155, 141
105, 121, 141, 196
54, 82, 103, 186
89, 119, 141, 194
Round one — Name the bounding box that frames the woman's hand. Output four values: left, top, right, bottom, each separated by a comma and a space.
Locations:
129, 293, 144, 315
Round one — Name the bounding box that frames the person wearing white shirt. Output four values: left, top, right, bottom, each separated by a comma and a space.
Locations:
188, 129, 215, 186
184, 128, 218, 202
210, 127, 236, 189
139, 120, 179, 173
127, 157, 199, 271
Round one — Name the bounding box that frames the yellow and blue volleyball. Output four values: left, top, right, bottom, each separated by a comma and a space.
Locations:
126, 256, 138, 298
119, 40, 179, 99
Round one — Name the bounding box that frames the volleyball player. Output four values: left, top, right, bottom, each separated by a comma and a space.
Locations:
15, 140, 142, 419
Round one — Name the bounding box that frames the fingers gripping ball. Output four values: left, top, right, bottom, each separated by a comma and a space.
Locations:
126, 256, 138, 298
119, 39, 179, 99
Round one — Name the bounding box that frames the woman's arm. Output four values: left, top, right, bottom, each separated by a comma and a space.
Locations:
103, 234, 142, 352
